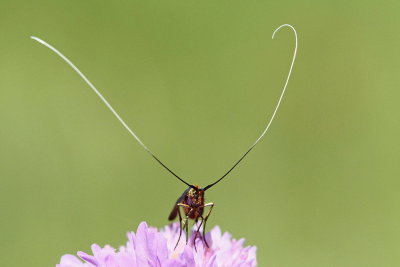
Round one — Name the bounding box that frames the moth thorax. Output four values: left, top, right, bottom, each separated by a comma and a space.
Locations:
189, 185, 204, 199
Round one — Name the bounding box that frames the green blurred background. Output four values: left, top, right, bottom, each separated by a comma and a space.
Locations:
1, 1, 399, 266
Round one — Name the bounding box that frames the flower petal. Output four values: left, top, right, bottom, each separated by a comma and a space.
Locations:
57, 222, 257, 267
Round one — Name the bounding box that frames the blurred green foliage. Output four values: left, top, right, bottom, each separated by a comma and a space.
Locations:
0, 1, 399, 266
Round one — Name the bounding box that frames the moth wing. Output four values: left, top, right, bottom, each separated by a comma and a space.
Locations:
168, 188, 189, 221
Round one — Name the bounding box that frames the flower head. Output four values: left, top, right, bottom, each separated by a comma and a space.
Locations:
57, 222, 257, 267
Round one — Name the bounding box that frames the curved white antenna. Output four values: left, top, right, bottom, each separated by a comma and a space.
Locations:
255, 24, 297, 145
204, 24, 298, 191
30, 36, 192, 187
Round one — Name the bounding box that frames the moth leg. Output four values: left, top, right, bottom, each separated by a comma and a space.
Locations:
193, 216, 204, 252
178, 203, 192, 245
201, 202, 214, 248
185, 209, 193, 244
174, 205, 183, 250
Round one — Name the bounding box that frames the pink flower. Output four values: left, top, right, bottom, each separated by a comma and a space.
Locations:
57, 222, 257, 267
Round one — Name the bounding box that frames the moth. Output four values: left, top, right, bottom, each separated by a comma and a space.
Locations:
31, 24, 297, 251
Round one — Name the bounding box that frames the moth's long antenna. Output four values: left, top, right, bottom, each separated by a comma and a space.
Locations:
204, 24, 298, 191
30, 36, 192, 188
